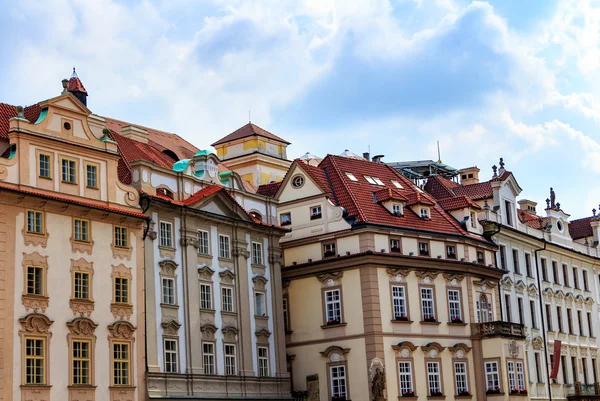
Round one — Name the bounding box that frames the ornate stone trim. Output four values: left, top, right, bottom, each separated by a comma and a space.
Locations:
22, 295, 49, 313
268, 246, 283, 265
531, 336, 544, 350
449, 343, 472, 359
198, 265, 215, 281
255, 328, 271, 344
386, 268, 411, 281
110, 243, 132, 261
110, 303, 133, 320
201, 323, 218, 341
70, 236, 95, 255
542, 288, 554, 300
316, 272, 344, 282
159, 246, 176, 260
420, 342, 446, 353
222, 326, 239, 342
219, 269, 235, 285
23, 229, 49, 248
161, 320, 181, 336
159, 260, 178, 276
514, 280, 527, 294
415, 271, 439, 283
70, 299, 95, 317
111, 264, 133, 280
320, 345, 350, 359
19, 313, 54, 335
500, 276, 513, 291
392, 341, 417, 357
554, 290, 565, 301
442, 273, 465, 283
67, 317, 98, 336
527, 284, 538, 297
22, 252, 50, 312
252, 275, 268, 291
107, 321, 136, 340
473, 279, 497, 290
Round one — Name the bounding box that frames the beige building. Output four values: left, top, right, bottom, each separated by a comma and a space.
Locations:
260, 154, 528, 401
0, 74, 146, 401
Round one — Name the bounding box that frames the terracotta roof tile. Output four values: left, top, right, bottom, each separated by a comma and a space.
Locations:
437, 196, 482, 211
211, 123, 290, 146
0, 103, 42, 140
298, 160, 330, 193
373, 188, 408, 203
569, 216, 594, 240
424, 175, 458, 200
517, 209, 548, 230
67, 77, 87, 93
257, 182, 282, 197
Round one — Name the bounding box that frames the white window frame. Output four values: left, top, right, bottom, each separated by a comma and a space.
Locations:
222, 286, 234, 313
224, 344, 236, 375
345, 172, 358, 181
200, 283, 212, 310
219, 234, 230, 258
508, 361, 516, 391
197, 230, 209, 255
391, 180, 404, 189
330, 365, 347, 397
419, 242, 429, 256
311, 205, 322, 219
392, 204, 403, 215
159, 221, 173, 248
373, 177, 385, 186
164, 338, 178, 373
392, 285, 407, 319
258, 346, 269, 377
325, 289, 342, 323
420, 208, 430, 218
251, 241, 263, 265
516, 361, 525, 390
421, 287, 435, 321
203, 343, 215, 375
255, 292, 267, 317
363, 175, 377, 185
162, 277, 175, 305
427, 361, 442, 395
470, 211, 477, 228
398, 361, 413, 394
485, 361, 500, 391
448, 289, 462, 321
454, 361, 468, 395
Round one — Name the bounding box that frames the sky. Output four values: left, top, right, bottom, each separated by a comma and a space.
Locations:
1, 0, 600, 218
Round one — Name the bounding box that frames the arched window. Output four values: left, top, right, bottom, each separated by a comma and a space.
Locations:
157, 188, 174, 199
162, 149, 180, 161
249, 211, 262, 221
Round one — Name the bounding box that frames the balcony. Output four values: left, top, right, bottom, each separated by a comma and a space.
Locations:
471, 321, 526, 339
567, 383, 600, 400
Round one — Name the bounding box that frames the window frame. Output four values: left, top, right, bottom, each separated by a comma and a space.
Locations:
251, 241, 263, 265
163, 338, 179, 373
221, 286, 234, 313
525, 253, 533, 277
447, 288, 463, 323
114, 226, 129, 248
418, 241, 430, 257
258, 346, 270, 377
484, 359, 501, 393
218, 234, 231, 259
73, 218, 90, 243
280, 212, 292, 226
112, 341, 131, 386
84, 162, 99, 189
425, 360, 443, 396
391, 284, 409, 321
328, 363, 347, 398
445, 244, 457, 260
161, 277, 176, 305
282, 295, 291, 333
159, 221, 174, 248
420, 207, 430, 219
200, 283, 213, 310
197, 230, 210, 255
73, 271, 90, 300
24, 336, 47, 385
390, 237, 402, 253
323, 287, 343, 325
397, 359, 415, 396
60, 157, 78, 184
202, 342, 216, 375
323, 241, 336, 258
453, 360, 469, 396
38, 152, 52, 179
26, 265, 45, 296
113, 277, 130, 304
26, 210, 45, 235
420, 286, 437, 322
512, 249, 520, 274
310, 205, 322, 220
224, 343, 237, 376
254, 291, 267, 317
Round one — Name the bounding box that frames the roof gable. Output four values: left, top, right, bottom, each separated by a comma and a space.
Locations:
211, 123, 290, 146
277, 161, 328, 203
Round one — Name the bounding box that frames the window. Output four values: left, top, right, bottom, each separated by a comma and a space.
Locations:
225, 344, 236, 375
27, 210, 44, 234
373, 177, 385, 186
74, 272, 90, 300
418, 242, 429, 256
258, 346, 269, 377
583, 358, 589, 384
219, 235, 230, 258
567, 308, 573, 334
446, 245, 457, 259
563, 264, 569, 287
330, 365, 347, 397
74, 219, 89, 242
525, 253, 532, 277
310, 205, 322, 220
72, 340, 90, 385
552, 261, 559, 284
159, 222, 173, 248
197, 230, 209, 255
363, 175, 377, 185
164, 339, 178, 373
499, 246, 507, 270
392, 285, 407, 320
454, 361, 468, 395
390, 238, 401, 253
517, 297, 524, 325
477, 250, 485, 264
512, 249, 520, 274
61, 158, 77, 183
573, 267, 579, 289
583, 270, 589, 291
39, 154, 51, 179
530, 300, 537, 329
507, 361, 525, 392
26, 266, 44, 295
572, 356, 578, 384
576, 310, 583, 335
25, 338, 45, 384
542, 259, 548, 281
324, 242, 336, 258
448, 289, 462, 322
162, 278, 175, 305
203, 343, 215, 375
557, 306, 563, 333
222, 287, 234, 313
86, 164, 97, 188
546, 304, 553, 331
291, 175, 304, 188
505, 294, 512, 323
280, 213, 291, 226
421, 287, 435, 321
200, 283, 212, 310
398, 361, 413, 395
427, 362, 442, 395
485, 361, 500, 391
391, 180, 404, 189
113, 342, 130, 385
114, 277, 129, 304
255, 292, 266, 316
252, 242, 263, 265
114, 226, 128, 248
593, 358, 598, 383
282, 297, 290, 332
325, 289, 342, 324
470, 211, 477, 228
345, 172, 358, 181
392, 203, 403, 215
588, 312, 594, 337
561, 355, 568, 383
420, 208, 430, 219
505, 200, 513, 226
477, 293, 493, 323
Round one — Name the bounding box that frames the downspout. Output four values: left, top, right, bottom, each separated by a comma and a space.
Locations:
180, 175, 194, 394
534, 238, 552, 401
140, 193, 152, 375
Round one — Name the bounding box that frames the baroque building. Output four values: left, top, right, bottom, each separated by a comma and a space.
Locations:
423, 159, 600, 400
259, 154, 528, 401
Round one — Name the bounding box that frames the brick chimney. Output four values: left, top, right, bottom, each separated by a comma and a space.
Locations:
458, 167, 480, 185
120, 125, 148, 144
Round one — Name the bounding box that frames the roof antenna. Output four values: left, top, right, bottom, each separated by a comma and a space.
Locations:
249, 110, 251, 123
437, 140, 442, 163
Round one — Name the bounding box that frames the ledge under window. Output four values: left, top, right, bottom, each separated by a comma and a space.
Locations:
321, 322, 347, 330
420, 321, 441, 325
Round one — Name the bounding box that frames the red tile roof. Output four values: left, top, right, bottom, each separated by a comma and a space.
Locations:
424, 175, 459, 200
0, 103, 42, 140
437, 196, 482, 211
425, 174, 498, 201
211, 123, 290, 146
517, 209, 549, 230
67, 77, 87, 93
569, 216, 594, 240
297, 159, 330, 193
257, 181, 282, 197
374, 188, 408, 203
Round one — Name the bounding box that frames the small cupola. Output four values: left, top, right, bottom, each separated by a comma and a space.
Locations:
518, 199, 537, 215
66, 68, 88, 107
458, 166, 479, 185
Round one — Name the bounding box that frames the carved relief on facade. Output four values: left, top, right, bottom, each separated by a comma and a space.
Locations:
201, 323, 218, 341
219, 269, 235, 285
19, 314, 53, 399
67, 317, 98, 336
268, 245, 283, 265
316, 272, 343, 287
415, 271, 439, 284
108, 321, 136, 340
161, 320, 181, 336
111, 243, 132, 261
554, 290, 565, 302
222, 326, 239, 342
542, 288, 554, 300
19, 313, 54, 335
22, 228, 49, 248
473, 279, 497, 291
531, 336, 545, 350
109, 387, 135, 401
500, 276, 513, 291
527, 284, 539, 298
386, 268, 410, 283
420, 342, 446, 357
181, 236, 199, 249
448, 343, 472, 359
514, 280, 526, 294
320, 345, 350, 361
255, 328, 271, 344
442, 273, 465, 284
159, 247, 176, 260
198, 265, 215, 281
159, 260, 178, 276
252, 275, 268, 291
22, 252, 50, 313
392, 341, 417, 358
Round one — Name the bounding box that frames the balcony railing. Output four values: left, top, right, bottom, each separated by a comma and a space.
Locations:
471, 321, 526, 339
567, 383, 600, 399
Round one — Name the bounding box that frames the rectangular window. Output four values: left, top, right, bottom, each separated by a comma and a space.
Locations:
310, 205, 322, 219
593, 358, 598, 383
197, 230, 210, 255
86, 164, 97, 188
164, 339, 178, 373
542, 259, 548, 281
583, 270, 589, 291
392, 204, 403, 215
225, 344, 236, 375
114, 226, 128, 248
25, 338, 45, 384
420, 208, 430, 219
448, 289, 462, 322
454, 361, 468, 395
113, 342, 130, 385
325, 289, 342, 324
363, 175, 377, 185
74, 218, 89, 242
512, 249, 520, 274
446, 245, 457, 259
583, 357, 589, 384
562, 355, 568, 384
200, 283, 212, 310
419, 242, 429, 256
26, 266, 44, 296
535, 353, 543, 383
324, 242, 336, 258
568, 308, 574, 334
563, 264, 569, 287
330, 365, 347, 397
572, 356, 578, 384
505, 294, 512, 323
517, 297, 524, 325
421, 287, 435, 321
505, 200, 513, 226
557, 306, 563, 333
516, 361, 525, 390
391, 180, 404, 189
27, 210, 44, 234
162, 278, 175, 305
588, 312, 594, 337
499, 245, 507, 270
390, 238, 401, 253
219, 235, 230, 258
546, 304, 553, 331
530, 300, 537, 329
258, 346, 269, 377
392, 285, 407, 320
280, 212, 291, 226
470, 211, 477, 228
252, 242, 263, 265
72, 340, 90, 385
573, 267, 579, 289
39, 154, 51, 179
345, 172, 358, 181
203, 343, 215, 375
508, 361, 516, 391
485, 361, 500, 391
427, 362, 441, 395
255, 292, 266, 316
159, 221, 173, 248
477, 250, 485, 264
114, 277, 129, 304
61, 158, 77, 183
525, 253, 532, 277
74, 271, 89, 300
222, 287, 234, 313
398, 361, 413, 395
282, 297, 290, 332
553, 261, 559, 284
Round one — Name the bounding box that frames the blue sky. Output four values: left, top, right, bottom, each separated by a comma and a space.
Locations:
1, 0, 600, 218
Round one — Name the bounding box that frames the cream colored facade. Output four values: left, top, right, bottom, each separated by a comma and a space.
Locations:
130, 151, 291, 399
0, 94, 145, 401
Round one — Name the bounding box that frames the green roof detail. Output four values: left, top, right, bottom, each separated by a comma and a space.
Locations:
195, 149, 215, 157
172, 159, 191, 172
34, 108, 48, 125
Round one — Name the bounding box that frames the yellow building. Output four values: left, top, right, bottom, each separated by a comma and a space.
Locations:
0, 74, 146, 401
211, 123, 291, 187
261, 155, 528, 401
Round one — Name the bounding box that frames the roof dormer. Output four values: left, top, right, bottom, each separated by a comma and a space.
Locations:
374, 188, 407, 216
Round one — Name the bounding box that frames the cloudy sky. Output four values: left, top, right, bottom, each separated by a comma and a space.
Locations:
1, 0, 600, 218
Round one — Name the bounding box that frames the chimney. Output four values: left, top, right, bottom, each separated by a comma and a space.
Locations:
120, 125, 149, 144
66, 68, 88, 107
518, 199, 537, 215
458, 166, 480, 185
363, 152, 370, 161
372, 155, 385, 163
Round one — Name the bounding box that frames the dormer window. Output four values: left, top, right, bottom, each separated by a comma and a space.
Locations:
364, 176, 377, 185
345, 172, 358, 181
477, 250, 485, 264
470, 211, 477, 228
310, 206, 322, 220
280, 213, 291, 226
392, 204, 403, 215
249, 211, 262, 221
391, 180, 403, 189
323, 242, 336, 258
420, 208, 430, 219
157, 188, 174, 199
419, 242, 429, 257
505, 200, 513, 226
390, 238, 401, 253
446, 245, 457, 259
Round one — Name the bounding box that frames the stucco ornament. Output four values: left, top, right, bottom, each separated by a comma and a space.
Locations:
371, 367, 386, 401
481, 283, 487, 292
455, 349, 465, 359
429, 349, 438, 358
330, 352, 342, 362
326, 278, 334, 288
508, 340, 520, 358
451, 278, 458, 286
423, 276, 431, 285
400, 349, 410, 358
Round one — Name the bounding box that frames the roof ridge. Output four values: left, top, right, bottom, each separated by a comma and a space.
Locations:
325, 155, 368, 221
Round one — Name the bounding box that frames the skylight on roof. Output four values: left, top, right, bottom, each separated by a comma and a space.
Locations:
346, 172, 358, 181
364, 175, 377, 185
391, 180, 404, 189
373, 177, 385, 186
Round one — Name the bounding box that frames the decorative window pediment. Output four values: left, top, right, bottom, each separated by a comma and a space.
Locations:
159, 260, 178, 276
531, 336, 544, 350
67, 317, 98, 336
448, 343, 472, 359
415, 270, 439, 284
442, 273, 465, 285
255, 328, 271, 344
200, 323, 218, 341
386, 268, 411, 282
222, 326, 239, 342
392, 341, 417, 358
514, 280, 526, 294
554, 289, 565, 301
320, 345, 350, 361
107, 321, 136, 340
473, 279, 497, 291
19, 313, 53, 335
316, 271, 343, 283
252, 275, 268, 291
500, 276, 513, 291
527, 284, 539, 297
198, 265, 215, 282
420, 342, 446, 357
161, 319, 181, 336
543, 288, 554, 300
219, 269, 235, 285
